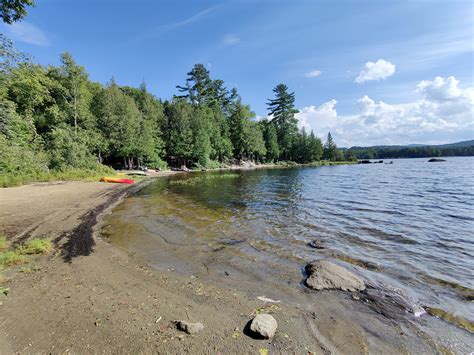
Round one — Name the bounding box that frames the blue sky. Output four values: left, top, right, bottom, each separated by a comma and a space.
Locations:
2, 0, 473, 146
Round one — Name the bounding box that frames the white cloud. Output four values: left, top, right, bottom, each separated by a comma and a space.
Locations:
222, 34, 240, 46
5, 22, 50, 46
417, 76, 462, 100
296, 76, 474, 146
297, 99, 337, 132
355, 59, 396, 83
304, 70, 322, 78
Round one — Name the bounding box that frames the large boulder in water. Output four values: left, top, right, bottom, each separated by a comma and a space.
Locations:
305, 260, 366, 292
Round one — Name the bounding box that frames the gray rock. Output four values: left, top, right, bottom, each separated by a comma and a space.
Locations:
176, 320, 204, 334
250, 314, 277, 339
305, 260, 366, 292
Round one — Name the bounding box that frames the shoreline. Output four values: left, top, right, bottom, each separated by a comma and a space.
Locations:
0, 172, 469, 353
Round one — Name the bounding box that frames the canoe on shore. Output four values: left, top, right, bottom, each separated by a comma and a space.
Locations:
100, 177, 135, 184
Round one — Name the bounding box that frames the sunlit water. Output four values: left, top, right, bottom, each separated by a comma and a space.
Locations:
103, 157, 474, 332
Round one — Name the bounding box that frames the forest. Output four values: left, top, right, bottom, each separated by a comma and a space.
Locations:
344, 144, 474, 160
0, 32, 344, 186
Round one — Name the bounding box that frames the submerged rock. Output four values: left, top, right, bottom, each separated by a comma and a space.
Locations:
176, 320, 204, 334
305, 260, 366, 292
361, 280, 426, 319
250, 314, 277, 339
308, 239, 325, 249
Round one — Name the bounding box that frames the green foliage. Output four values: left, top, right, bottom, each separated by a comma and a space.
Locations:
267, 84, 299, 160
2, 36, 353, 185
21, 238, 52, 255
0, 166, 114, 187
0, 235, 8, 250
261, 120, 280, 162
0, 0, 35, 24
323, 132, 338, 161
46, 126, 98, 170
345, 144, 474, 159
0, 251, 26, 267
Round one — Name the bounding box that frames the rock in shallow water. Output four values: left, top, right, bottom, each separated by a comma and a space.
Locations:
176, 320, 204, 334
305, 260, 366, 292
250, 314, 277, 339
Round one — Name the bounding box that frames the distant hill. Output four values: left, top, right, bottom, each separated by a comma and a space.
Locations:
347, 140, 474, 151
435, 140, 474, 148
344, 140, 474, 159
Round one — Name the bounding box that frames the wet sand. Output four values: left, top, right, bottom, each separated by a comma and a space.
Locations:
0, 176, 467, 353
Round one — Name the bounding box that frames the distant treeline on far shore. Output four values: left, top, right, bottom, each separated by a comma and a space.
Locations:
343, 140, 474, 159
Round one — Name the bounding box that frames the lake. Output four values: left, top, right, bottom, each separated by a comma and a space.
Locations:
102, 157, 474, 345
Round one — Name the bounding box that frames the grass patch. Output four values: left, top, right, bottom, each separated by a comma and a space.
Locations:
20, 238, 53, 255
0, 251, 27, 267
0, 235, 8, 250
0, 165, 116, 187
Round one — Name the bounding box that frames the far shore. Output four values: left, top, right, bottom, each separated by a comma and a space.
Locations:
0, 170, 460, 353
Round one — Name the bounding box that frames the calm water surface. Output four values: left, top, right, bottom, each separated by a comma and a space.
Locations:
104, 157, 474, 329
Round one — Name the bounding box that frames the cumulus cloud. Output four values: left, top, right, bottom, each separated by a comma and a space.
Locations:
296, 76, 473, 146
355, 59, 395, 83
222, 34, 240, 45
304, 70, 322, 78
5, 22, 50, 46
416, 76, 462, 100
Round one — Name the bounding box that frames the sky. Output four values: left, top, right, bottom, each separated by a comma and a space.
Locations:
1, 0, 473, 147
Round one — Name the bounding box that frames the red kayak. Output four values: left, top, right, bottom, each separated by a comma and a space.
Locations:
100, 177, 135, 184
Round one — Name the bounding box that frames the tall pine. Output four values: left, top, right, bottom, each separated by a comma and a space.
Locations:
267, 84, 299, 160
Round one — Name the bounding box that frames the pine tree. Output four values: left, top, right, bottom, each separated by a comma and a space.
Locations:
260, 119, 280, 162
324, 132, 337, 161
176, 64, 212, 105
267, 84, 299, 160
308, 130, 323, 162
164, 99, 194, 167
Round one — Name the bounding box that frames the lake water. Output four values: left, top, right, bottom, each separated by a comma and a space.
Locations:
103, 157, 474, 339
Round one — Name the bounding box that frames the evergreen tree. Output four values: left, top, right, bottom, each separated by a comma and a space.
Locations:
267, 84, 299, 160
308, 130, 323, 162
176, 64, 212, 105
260, 119, 280, 162
245, 121, 266, 162
164, 99, 194, 167
324, 132, 337, 161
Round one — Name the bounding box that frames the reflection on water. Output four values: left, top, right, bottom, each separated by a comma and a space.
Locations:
103, 157, 474, 333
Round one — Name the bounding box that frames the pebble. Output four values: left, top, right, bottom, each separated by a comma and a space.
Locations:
176, 320, 204, 334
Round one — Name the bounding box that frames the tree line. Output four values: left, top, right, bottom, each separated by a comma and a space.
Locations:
1, 35, 344, 179
343, 145, 474, 160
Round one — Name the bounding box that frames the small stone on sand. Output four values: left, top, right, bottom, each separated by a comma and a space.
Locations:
250, 314, 278, 339
176, 320, 204, 334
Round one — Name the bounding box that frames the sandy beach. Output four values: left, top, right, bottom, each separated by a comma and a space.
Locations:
0, 176, 464, 353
